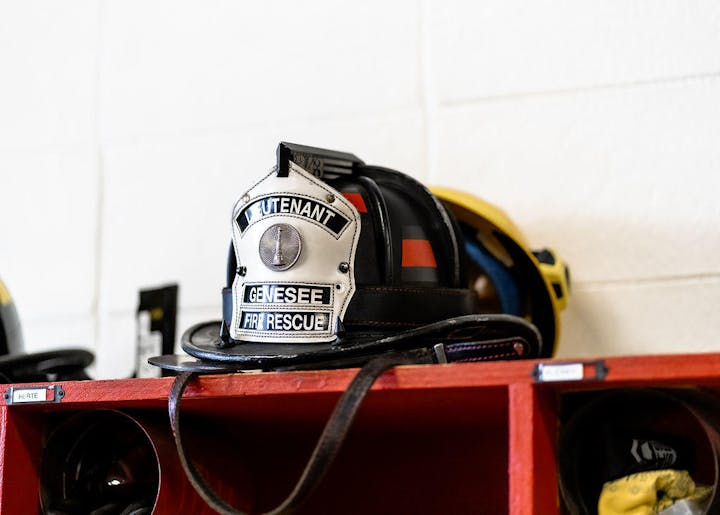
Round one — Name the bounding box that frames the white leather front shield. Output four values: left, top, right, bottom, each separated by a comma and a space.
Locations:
230, 162, 360, 343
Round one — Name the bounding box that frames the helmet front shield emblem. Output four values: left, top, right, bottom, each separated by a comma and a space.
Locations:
230, 162, 361, 344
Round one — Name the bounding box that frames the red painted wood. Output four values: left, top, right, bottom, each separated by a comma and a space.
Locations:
0, 407, 43, 513
1, 353, 720, 513
602, 353, 720, 384
534, 387, 559, 512
127, 411, 248, 514
0, 361, 539, 410
179, 385, 510, 514
508, 384, 532, 515
0, 407, 6, 511
2, 354, 720, 411
508, 384, 558, 515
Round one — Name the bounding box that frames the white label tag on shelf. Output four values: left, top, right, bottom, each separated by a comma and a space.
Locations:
536, 363, 584, 382
5, 385, 63, 405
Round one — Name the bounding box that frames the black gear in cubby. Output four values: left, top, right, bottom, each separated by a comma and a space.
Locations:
558, 389, 720, 515
0, 276, 93, 383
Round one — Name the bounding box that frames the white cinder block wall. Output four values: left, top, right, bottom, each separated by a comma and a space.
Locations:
0, 0, 718, 378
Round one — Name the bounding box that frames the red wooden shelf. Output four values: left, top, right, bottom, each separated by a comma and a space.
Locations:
1, 352, 719, 513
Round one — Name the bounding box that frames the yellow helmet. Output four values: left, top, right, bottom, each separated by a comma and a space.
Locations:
0, 276, 24, 355
431, 187, 569, 356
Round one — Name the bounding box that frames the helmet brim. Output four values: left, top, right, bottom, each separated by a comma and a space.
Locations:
149, 313, 542, 373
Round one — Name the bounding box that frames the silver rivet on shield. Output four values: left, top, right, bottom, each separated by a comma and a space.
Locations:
259, 223, 302, 271
326, 193, 335, 203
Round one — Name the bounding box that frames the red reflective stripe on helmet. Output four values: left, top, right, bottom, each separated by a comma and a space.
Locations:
401, 240, 437, 268
341, 192, 368, 213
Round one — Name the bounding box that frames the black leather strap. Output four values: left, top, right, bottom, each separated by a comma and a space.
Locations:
169, 350, 432, 515
444, 337, 529, 361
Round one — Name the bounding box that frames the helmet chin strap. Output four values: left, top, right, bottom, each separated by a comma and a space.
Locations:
166, 323, 536, 514
168, 349, 432, 515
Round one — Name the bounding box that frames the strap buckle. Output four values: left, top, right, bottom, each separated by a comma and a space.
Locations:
433, 343, 448, 364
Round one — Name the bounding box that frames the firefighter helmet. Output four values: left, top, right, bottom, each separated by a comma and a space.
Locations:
430, 187, 569, 357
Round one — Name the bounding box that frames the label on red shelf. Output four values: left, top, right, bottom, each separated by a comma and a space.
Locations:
533, 361, 609, 382
4, 385, 64, 405
536, 363, 584, 382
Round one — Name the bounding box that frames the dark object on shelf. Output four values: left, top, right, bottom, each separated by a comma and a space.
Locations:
0, 276, 24, 356
0, 276, 93, 383
136, 284, 178, 378
150, 142, 563, 514
39, 410, 159, 514
558, 389, 720, 515
0, 349, 93, 384
152, 141, 557, 371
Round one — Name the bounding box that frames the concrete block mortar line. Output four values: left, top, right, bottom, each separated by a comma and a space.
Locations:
0, 141, 94, 154
439, 70, 720, 110
574, 272, 720, 292
99, 105, 423, 148
101, 304, 221, 319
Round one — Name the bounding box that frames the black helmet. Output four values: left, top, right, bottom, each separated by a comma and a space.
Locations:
150, 143, 548, 514
0, 276, 93, 383
152, 142, 542, 373
0, 276, 24, 356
